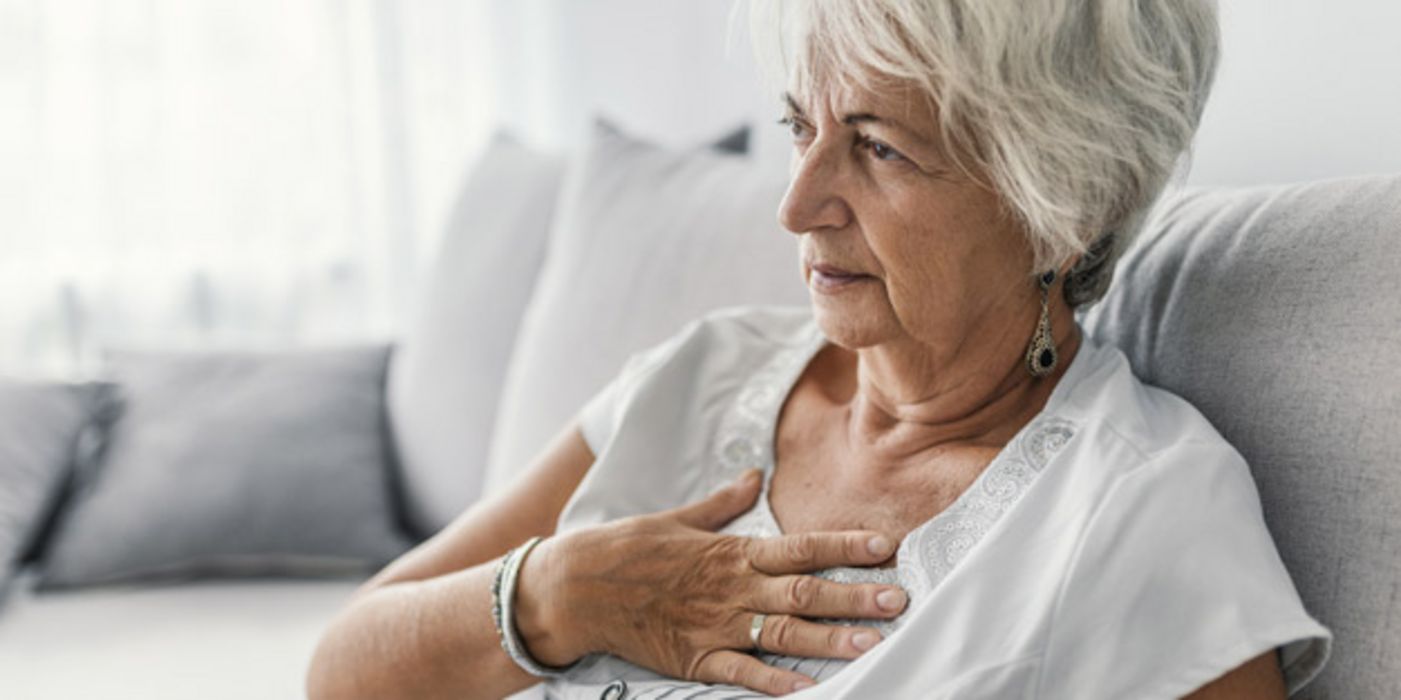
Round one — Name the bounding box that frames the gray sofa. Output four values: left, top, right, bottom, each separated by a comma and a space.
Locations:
0, 118, 1395, 698
1082, 174, 1401, 699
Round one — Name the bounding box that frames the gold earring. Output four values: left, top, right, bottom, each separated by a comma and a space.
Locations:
1025, 270, 1057, 378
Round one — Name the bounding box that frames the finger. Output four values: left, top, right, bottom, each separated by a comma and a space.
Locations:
693, 649, 816, 696
755, 614, 883, 660
668, 469, 763, 531
747, 530, 897, 574
754, 575, 908, 619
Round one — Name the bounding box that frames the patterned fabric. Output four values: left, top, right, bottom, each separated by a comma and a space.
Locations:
548, 316, 1076, 698
547, 305, 1329, 699
708, 323, 1077, 679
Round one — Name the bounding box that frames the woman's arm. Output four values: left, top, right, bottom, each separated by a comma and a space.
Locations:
305, 420, 596, 700
308, 419, 910, 698
1182, 649, 1287, 699
357, 420, 595, 597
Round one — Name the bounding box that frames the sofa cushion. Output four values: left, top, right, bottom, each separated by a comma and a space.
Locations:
0, 381, 91, 596
0, 566, 361, 699
35, 345, 412, 589
389, 126, 750, 537
1081, 173, 1401, 700
387, 132, 566, 537
483, 119, 805, 496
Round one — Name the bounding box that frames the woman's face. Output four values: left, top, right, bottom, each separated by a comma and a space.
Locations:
778, 81, 1039, 355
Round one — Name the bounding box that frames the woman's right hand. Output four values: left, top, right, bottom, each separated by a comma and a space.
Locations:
513, 468, 909, 696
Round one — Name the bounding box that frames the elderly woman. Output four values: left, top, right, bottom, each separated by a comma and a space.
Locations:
309, 1, 1332, 698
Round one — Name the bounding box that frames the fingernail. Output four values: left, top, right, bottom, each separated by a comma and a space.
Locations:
866, 535, 892, 556
792, 680, 815, 691
876, 588, 906, 611
851, 631, 878, 651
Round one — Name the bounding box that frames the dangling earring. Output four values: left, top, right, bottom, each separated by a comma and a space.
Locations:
1025, 270, 1057, 378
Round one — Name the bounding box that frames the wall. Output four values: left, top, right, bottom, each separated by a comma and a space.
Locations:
489, 0, 770, 152
1190, 0, 1401, 186
491, 0, 1401, 187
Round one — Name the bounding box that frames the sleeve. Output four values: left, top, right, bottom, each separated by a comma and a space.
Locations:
576, 354, 638, 457
1037, 440, 1333, 699
575, 319, 702, 456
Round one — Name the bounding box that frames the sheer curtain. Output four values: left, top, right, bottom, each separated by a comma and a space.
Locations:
0, 0, 497, 379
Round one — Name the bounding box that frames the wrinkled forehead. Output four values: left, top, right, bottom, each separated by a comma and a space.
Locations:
787, 76, 934, 121
786, 61, 980, 182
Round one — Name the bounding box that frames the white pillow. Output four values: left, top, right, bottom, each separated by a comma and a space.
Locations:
387, 132, 565, 536
483, 119, 805, 496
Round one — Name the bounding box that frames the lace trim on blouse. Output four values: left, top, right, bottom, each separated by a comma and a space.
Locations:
709, 320, 1079, 639
548, 319, 1084, 696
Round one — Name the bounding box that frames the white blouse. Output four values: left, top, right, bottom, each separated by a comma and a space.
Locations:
543, 305, 1331, 699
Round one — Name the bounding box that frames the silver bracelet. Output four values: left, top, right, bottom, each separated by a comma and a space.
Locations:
491, 536, 579, 678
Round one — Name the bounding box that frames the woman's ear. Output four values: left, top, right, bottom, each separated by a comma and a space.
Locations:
1057, 250, 1088, 283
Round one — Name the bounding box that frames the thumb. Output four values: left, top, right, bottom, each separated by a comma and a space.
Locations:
669, 468, 763, 531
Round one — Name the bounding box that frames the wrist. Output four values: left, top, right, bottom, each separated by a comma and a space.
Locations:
513, 534, 586, 667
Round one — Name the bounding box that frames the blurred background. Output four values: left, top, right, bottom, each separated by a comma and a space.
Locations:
2, 0, 1400, 380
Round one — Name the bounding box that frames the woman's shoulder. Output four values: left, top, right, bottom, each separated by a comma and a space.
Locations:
620, 304, 817, 380
687, 304, 818, 348
1042, 332, 1332, 698
1055, 330, 1244, 471
565, 305, 817, 527
576, 305, 814, 456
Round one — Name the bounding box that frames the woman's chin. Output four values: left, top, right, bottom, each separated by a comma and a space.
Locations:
809, 283, 877, 313
810, 301, 889, 347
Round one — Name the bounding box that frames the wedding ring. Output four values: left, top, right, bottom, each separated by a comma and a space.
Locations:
749, 613, 768, 651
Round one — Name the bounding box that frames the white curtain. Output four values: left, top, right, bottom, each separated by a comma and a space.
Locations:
0, 0, 497, 378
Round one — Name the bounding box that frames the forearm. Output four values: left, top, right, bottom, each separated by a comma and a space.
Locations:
306, 558, 539, 700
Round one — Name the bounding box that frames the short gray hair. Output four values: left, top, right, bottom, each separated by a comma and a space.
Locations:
745, 0, 1220, 307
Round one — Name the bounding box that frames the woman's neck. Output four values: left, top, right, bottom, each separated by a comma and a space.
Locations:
833, 309, 1082, 470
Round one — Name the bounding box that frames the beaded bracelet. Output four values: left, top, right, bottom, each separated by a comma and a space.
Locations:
491, 536, 580, 679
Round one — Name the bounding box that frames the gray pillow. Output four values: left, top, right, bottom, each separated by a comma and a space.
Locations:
0, 380, 91, 598
1081, 173, 1401, 699
389, 124, 753, 537
35, 345, 413, 589
388, 131, 567, 539
710, 125, 751, 154
481, 119, 804, 496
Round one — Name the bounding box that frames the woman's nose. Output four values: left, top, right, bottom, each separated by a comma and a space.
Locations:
777, 143, 851, 235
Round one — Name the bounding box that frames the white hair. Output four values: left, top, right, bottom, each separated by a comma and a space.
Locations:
743, 0, 1220, 307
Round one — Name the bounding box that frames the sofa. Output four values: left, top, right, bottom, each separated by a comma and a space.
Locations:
0, 117, 1396, 699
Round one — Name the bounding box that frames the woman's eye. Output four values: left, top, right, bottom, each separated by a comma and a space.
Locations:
777, 116, 807, 140
860, 136, 905, 163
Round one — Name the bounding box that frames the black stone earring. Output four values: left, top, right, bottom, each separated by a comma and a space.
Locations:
1025, 270, 1057, 378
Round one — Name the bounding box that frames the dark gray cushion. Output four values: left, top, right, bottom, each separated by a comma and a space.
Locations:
1082, 173, 1401, 699
710, 125, 751, 154
0, 380, 91, 598
35, 345, 412, 589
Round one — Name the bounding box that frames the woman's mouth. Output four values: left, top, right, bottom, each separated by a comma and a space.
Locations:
810, 264, 874, 293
